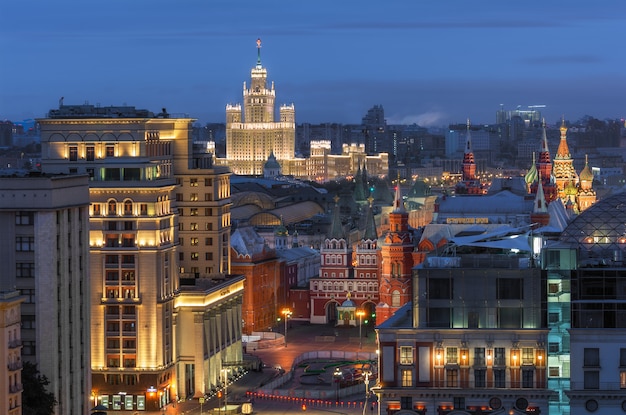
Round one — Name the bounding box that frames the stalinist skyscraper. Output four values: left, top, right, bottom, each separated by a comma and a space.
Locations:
224, 39, 295, 175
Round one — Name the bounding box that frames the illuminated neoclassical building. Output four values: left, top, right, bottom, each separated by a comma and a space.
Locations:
38, 104, 237, 411
222, 38, 295, 176
217, 40, 389, 181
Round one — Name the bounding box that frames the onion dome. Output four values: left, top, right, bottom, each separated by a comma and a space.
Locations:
525, 153, 538, 186
565, 179, 578, 196
579, 155, 594, 182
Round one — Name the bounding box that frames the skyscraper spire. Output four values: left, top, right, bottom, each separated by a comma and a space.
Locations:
256, 38, 262, 68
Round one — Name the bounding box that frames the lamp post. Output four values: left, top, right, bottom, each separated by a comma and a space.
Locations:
333, 367, 342, 401
282, 308, 291, 347
221, 368, 229, 412
362, 371, 372, 415
356, 309, 365, 349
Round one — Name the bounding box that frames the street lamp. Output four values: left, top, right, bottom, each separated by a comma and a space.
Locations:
221, 368, 229, 412
362, 371, 372, 415
333, 367, 342, 401
356, 309, 365, 349
282, 308, 291, 347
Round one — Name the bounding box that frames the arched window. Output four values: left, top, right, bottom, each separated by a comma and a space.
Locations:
392, 290, 401, 307
123, 200, 133, 215
108, 200, 117, 215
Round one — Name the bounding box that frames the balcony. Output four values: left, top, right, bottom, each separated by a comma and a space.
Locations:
7, 361, 22, 371
8, 340, 22, 349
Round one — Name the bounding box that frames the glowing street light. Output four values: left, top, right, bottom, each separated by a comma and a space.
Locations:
356, 309, 366, 349
282, 308, 292, 347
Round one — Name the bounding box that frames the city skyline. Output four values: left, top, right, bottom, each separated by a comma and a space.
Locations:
1, 0, 625, 127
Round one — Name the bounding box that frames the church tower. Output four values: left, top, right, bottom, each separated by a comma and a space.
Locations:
530, 173, 551, 227
377, 182, 415, 325
552, 119, 578, 202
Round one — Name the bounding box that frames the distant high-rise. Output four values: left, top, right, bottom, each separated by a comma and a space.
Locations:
362, 105, 387, 154
224, 39, 295, 175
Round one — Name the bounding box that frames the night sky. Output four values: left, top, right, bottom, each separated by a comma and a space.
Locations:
1, 0, 625, 127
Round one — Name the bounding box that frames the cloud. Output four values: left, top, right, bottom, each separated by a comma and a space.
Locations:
387, 112, 448, 127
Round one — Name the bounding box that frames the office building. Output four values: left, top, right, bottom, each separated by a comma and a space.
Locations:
0, 173, 91, 415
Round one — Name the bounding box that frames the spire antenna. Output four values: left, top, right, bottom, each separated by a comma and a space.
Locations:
256, 38, 262, 67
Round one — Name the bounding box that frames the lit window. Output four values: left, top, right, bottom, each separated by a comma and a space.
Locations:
400, 346, 413, 365
401, 369, 412, 387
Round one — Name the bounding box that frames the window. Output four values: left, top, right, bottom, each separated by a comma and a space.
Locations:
140, 204, 148, 215
496, 278, 523, 299
453, 397, 465, 410
493, 369, 505, 388
190, 178, 198, 187
191, 253, 199, 260
494, 347, 506, 366
15, 212, 34, 225
69, 146, 78, 161
16, 263, 35, 278
190, 238, 199, 246
190, 193, 198, 201
106, 146, 115, 157
400, 346, 413, 365
584, 348, 600, 367
548, 312, 560, 323
206, 223, 213, 231
93, 204, 101, 216
549, 342, 560, 353
108, 200, 117, 215
190, 208, 198, 216
401, 370, 412, 387
620, 348, 626, 367
549, 367, 560, 377
16, 237, 34, 252
176, 193, 183, 202
400, 396, 412, 409
474, 348, 486, 366
522, 369, 534, 388
621, 371, 626, 389
190, 223, 198, 231
498, 307, 522, 328
584, 371, 599, 389
428, 278, 452, 299
205, 252, 213, 260
522, 348, 534, 365
548, 283, 560, 294
86, 146, 95, 161
205, 193, 213, 201
428, 307, 451, 328
446, 369, 458, 387
474, 369, 485, 387
204, 178, 213, 186
447, 347, 458, 364
205, 237, 213, 246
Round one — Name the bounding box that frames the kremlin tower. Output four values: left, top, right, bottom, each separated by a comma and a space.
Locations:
376, 181, 418, 325
455, 119, 483, 194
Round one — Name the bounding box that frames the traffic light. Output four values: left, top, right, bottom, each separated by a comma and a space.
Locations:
217, 391, 222, 399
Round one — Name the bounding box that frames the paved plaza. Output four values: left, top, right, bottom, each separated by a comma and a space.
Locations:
151, 321, 378, 415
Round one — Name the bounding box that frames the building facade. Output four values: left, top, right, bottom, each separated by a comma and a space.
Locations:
374, 233, 552, 415
0, 173, 91, 415
38, 104, 235, 412
223, 39, 295, 176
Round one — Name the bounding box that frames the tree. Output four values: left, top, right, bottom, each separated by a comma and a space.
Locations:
22, 361, 57, 415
